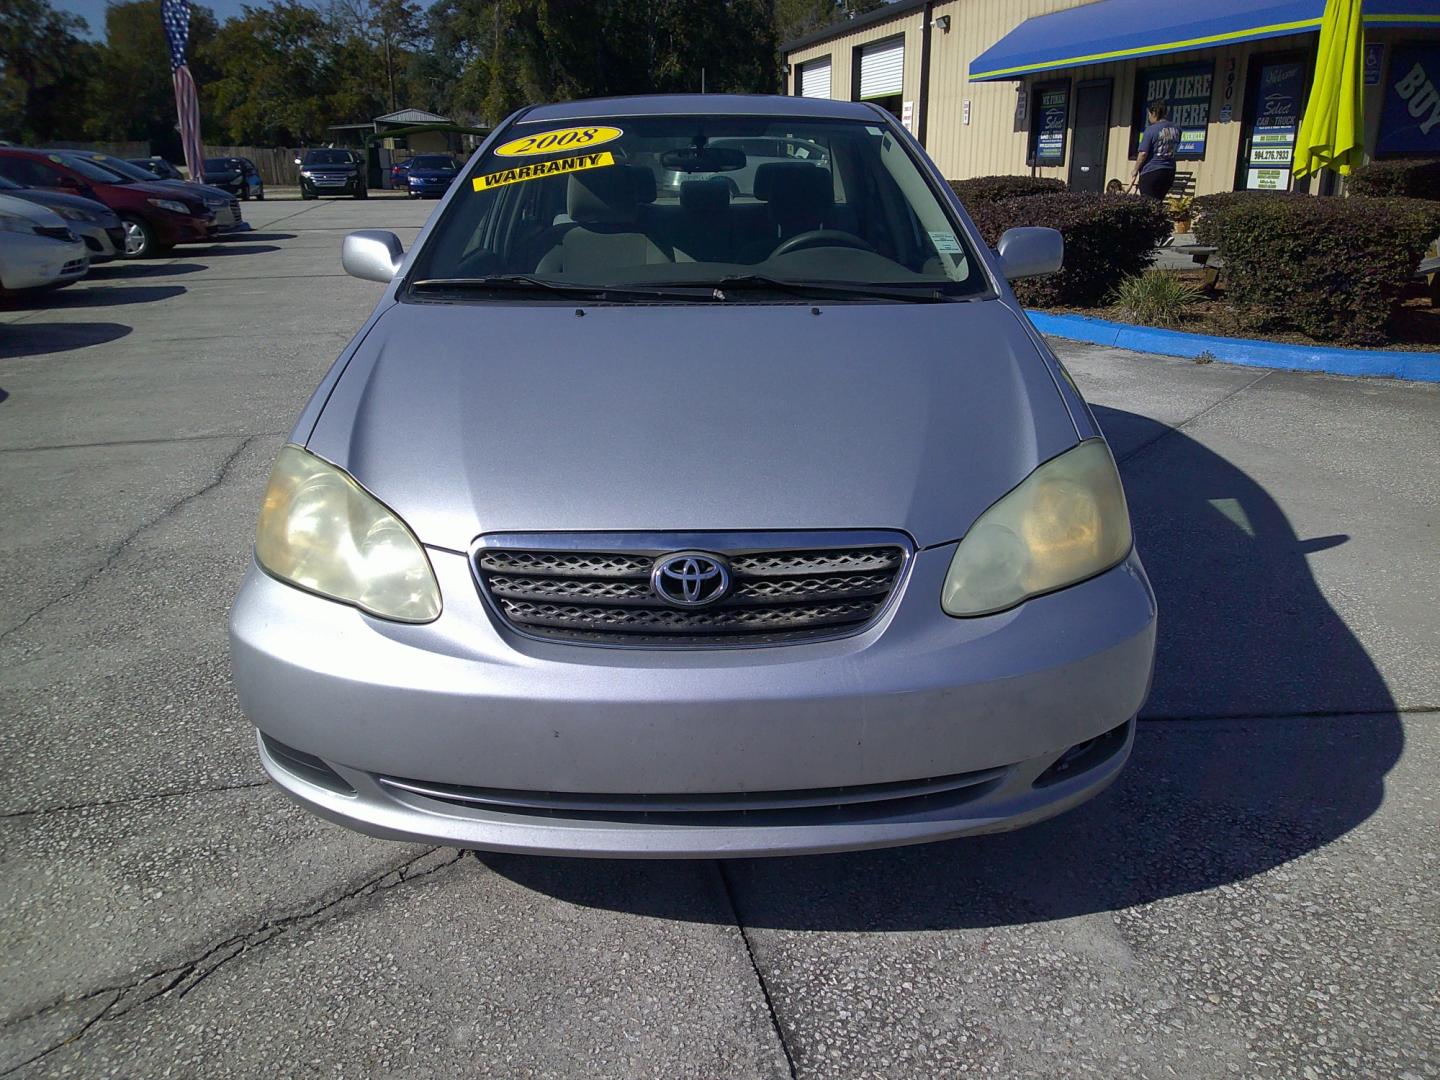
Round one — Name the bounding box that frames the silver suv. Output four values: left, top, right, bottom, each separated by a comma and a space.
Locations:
230, 95, 1156, 858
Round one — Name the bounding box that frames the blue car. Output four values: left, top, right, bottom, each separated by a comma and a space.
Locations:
405, 154, 459, 198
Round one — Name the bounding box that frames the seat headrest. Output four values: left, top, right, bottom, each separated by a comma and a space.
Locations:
568, 165, 656, 225
680, 177, 732, 214
567, 162, 659, 224
753, 162, 833, 211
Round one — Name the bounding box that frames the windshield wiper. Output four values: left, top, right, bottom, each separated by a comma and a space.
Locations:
705, 275, 958, 303
409, 275, 708, 301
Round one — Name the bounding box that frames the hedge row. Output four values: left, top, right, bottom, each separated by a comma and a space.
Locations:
949, 175, 1066, 205
1345, 158, 1440, 201
1194, 192, 1440, 344
964, 192, 1171, 307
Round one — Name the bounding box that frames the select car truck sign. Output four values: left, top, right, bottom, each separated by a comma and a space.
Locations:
1377, 45, 1440, 155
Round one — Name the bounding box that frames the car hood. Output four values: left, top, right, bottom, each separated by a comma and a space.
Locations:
5, 188, 118, 223
0, 192, 66, 229
410, 169, 456, 179
305, 162, 358, 172
306, 299, 1080, 550
166, 179, 234, 201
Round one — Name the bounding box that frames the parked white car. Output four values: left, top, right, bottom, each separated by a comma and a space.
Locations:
0, 193, 89, 295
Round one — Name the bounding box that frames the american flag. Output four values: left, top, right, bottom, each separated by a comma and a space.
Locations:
161, 0, 204, 183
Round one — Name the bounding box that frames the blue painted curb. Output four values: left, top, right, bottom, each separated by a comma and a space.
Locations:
1026, 310, 1440, 383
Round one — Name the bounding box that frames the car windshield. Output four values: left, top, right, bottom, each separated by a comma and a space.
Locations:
407, 114, 986, 299
52, 153, 133, 183
411, 156, 457, 171
305, 150, 354, 165
76, 153, 160, 182
205, 158, 239, 170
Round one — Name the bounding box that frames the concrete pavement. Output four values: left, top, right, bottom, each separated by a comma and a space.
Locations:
1, 199, 1436, 1078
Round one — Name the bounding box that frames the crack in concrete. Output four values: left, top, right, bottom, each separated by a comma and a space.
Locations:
1114, 369, 1274, 466
715, 862, 798, 1079
0, 780, 271, 821
0, 433, 258, 647
0, 847, 463, 1075
0, 431, 284, 455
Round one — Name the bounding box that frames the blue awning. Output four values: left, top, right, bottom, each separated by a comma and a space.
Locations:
969, 0, 1440, 83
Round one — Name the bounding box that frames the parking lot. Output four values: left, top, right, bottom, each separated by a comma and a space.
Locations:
1, 197, 1437, 1078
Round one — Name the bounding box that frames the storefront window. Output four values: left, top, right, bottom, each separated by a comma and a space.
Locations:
1376, 43, 1440, 157
1242, 58, 1306, 190
1130, 62, 1214, 160
1028, 80, 1069, 167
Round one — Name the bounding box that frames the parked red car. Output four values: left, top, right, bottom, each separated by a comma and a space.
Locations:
0, 147, 213, 258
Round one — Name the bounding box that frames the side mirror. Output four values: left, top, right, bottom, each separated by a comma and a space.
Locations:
995, 226, 1064, 280
342, 229, 405, 283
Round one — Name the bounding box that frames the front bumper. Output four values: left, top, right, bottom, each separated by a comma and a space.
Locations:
230, 545, 1156, 857
153, 212, 214, 245
301, 175, 362, 195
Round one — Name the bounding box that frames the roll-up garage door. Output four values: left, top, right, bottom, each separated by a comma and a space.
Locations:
858, 38, 903, 100
799, 58, 832, 99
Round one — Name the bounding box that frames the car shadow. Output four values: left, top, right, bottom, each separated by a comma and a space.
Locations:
85, 263, 205, 280
218, 232, 296, 242
0, 322, 133, 358
479, 407, 1402, 930
187, 244, 281, 257
27, 285, 186, 309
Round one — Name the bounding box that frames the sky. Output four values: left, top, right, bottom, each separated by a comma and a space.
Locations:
57, 0, 259, 35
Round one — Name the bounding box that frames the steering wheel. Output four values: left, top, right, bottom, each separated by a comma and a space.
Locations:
770, 230, 876, 258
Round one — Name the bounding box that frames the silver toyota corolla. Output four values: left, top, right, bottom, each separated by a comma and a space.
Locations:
230, 95, 1156, 858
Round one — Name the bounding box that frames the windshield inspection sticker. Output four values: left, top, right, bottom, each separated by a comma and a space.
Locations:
928, 230, 962, 253
473, 151, 616, 192
493, 125, 624, 158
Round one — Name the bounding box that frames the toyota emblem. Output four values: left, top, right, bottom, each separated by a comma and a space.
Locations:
651, 552, 731, 607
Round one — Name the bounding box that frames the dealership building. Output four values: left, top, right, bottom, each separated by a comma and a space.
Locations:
782, 0, 1440, 196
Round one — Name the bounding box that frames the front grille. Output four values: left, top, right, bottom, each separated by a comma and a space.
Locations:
378, 765, 1006, 825
35, 225, 74, 242
474, 533, 908, 646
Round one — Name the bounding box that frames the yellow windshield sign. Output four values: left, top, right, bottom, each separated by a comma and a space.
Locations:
492, 125, 623, 158
473, 151, 617, 192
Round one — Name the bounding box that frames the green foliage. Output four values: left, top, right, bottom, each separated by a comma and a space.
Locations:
0, 0, 97, 143
201, 2, 335, 145
949, 175, 1067, 206
6, 0, 786, 148
1345, 158, 1440, 201
965, 193, 1172, 308
775, 0, 885, 45
1112, 269, 1200, 328
1194, 192, 1440, 344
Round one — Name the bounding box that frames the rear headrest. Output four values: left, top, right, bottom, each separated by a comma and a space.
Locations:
680, 177, 732, 214
568, 165, 656, 225
753, 162, 833, 211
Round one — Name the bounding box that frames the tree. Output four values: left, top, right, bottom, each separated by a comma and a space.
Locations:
775, 0, 884, 48
201, 2, 333, 144
0, 0, 98, 143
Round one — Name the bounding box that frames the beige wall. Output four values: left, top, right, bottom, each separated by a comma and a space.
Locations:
787, 6, 927, 126
786, 2, 1436, 198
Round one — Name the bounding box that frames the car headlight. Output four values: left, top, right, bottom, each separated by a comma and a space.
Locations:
147, 198, 191, 214
56, 206, 98, 223
255, 445, 441, 623
299, 169, 312, 177
0, 212, 33, 234
941, 438, 1131, 617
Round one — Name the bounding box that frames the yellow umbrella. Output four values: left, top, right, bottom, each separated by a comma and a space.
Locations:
1293, 0, 1366, 178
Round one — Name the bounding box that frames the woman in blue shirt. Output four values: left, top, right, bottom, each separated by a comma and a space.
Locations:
1130, 102, 1181, 199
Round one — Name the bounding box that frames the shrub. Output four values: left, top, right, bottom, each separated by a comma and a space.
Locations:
1346, 158, 1440, 201
966, 193, 1172, 307
949, 175, 1066, 205
1194, 193, 1440, 344
1113, 269, 1201, 328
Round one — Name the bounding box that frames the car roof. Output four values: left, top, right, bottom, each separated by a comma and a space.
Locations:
517, 94, 884, 124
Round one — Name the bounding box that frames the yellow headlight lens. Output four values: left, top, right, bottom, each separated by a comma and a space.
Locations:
255, 444, 441, 623
942, 439, 1131, 617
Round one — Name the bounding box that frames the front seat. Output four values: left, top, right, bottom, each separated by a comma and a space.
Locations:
754, 162, 833, 240
536, 166, 674, 274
